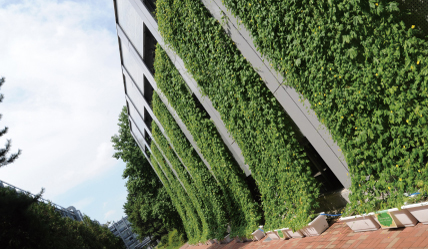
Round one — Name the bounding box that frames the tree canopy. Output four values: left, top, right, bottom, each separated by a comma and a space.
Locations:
111, 106, 184, 245
0, 187, 125, 249
0, 77, 21, 168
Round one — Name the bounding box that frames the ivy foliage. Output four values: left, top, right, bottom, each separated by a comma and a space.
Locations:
148, 143, 202, 244
151, 122, 224, 240
220, 0, 428, 214
151, 93, 229, 238
153, 47, 261, 237
156, 0, 320, 231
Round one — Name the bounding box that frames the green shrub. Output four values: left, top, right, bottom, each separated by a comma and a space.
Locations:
156, 229, 186, 249
156, 0, 320, 231
220, 0, 428, 214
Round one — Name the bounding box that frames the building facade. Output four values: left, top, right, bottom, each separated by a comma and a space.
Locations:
109, 216, 151, 249
116, 0, 428, 242
109, 0, 428, 241
113, 0, 350, 198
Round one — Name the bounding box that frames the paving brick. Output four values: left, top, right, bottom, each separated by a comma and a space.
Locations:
381, 237, 396, 244
394, 237, 415, 248
339, 243, 351, 248
327, 236, 338, 242
356, 242, 371, 248
367, 230, 383, 239
336, 240, 347, 248
181, 221, 428, 249
366, 239, 382, 248
350, 240, 362, 248
404, 237, 419, 244
376, 242, 390, 248
386, 237, 400, 248
417, 237, 428, 247
402, 226, 418, 234
358, 235, 369, 240
413, 227, 426, 237
360, 239, 373, 246
410, 236, 427, 248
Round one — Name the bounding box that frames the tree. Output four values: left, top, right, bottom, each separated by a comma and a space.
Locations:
111, 106, 184, 245
0, 187, 125, 249
0, 77, 21, 168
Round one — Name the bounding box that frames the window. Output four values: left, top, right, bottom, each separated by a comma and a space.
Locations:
141, 0, 156, 18
144, 107, 153, 131
192, 93, 210, 119
144, 129, 152, 147
143, 75, 154, 107
143, 24, 157, 75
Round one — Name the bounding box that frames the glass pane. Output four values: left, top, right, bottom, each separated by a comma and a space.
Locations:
128, 101, 150, 137
124, 73, 147, 114
117, 0, 144, 57
121, 39, 145, 93
130, 118, 146, 149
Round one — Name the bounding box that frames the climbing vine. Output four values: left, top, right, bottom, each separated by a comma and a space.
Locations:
152, 93, 230, 238
148, 147, 202, 243
152, 86, 261, 236
219, 0, 428, 214
151, 122, 225, 240
156, 1, 320, 231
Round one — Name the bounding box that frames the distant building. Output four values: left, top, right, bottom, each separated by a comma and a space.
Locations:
109, 216, 151, 249
0, 179, 84, 222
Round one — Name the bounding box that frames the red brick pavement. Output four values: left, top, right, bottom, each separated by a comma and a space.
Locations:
179, 221, 428, 249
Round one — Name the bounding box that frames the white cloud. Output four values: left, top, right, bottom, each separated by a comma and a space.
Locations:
0, 0, 124, 202
72, 197, 94, 210
104, 210, 116, 219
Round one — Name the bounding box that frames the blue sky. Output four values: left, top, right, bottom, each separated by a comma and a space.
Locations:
0, 0, 128, 224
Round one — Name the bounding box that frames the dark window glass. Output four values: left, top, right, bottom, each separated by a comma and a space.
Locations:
143, 75, 154, 107
144, 129, 152, 147
143, 25, 157, 75
299, 137, 344, 194
192, 93, 210, 119
141, 0, 156, 19
144, 107, 153, 131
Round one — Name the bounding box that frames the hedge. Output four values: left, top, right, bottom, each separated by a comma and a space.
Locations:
151, 122, 224, 240
153, 46, 261, 236
220, 0, 428, 214
156, 0, 320, 231
152, 92, 229, 238
148, 147, 202, 243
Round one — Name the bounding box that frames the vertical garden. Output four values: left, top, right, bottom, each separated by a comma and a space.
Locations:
154, 0, 321, 234
122, 0, 428, 244
218, 0, 428, 214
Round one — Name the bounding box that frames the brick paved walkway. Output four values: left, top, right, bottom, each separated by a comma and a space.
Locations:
180, 221, 428, 249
